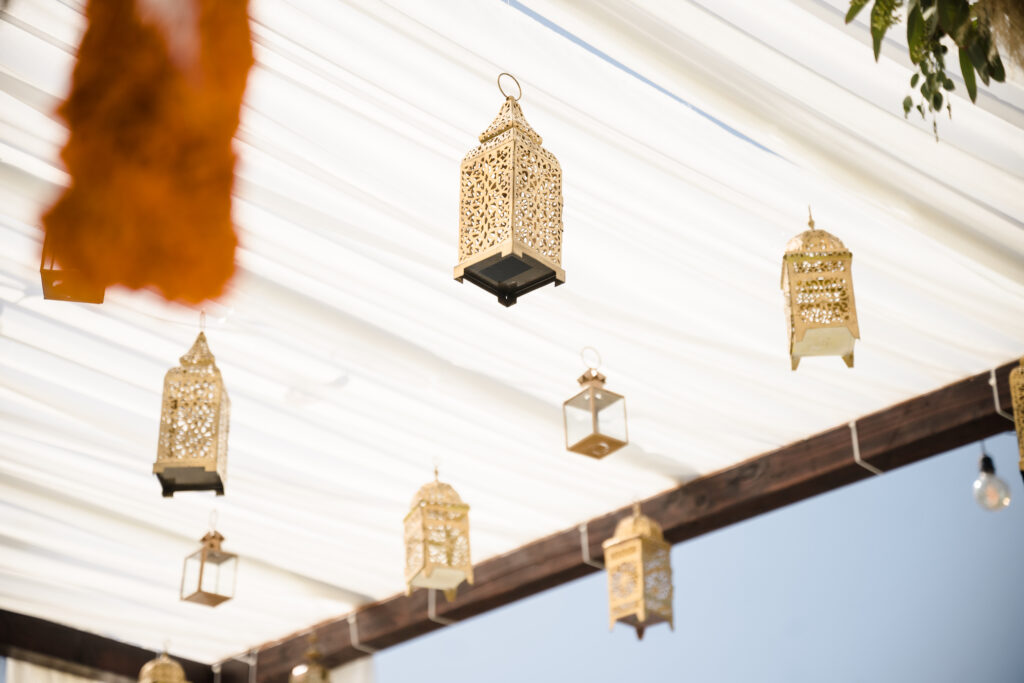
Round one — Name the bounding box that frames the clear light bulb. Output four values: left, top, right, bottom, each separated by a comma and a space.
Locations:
973, 455, 1011, 511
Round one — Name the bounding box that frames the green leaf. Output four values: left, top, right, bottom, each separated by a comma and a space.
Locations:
968, 40, 991, 84
911, 73, 920, 86
937, 0, 970, 42
959, 47, 977, 101
922, 4, 940, 37
846, 0, 871, 23
903, 96, 913, 116
907, 6, 926, 62
932, 91, 944, 109
989, 53, 1006, 82
870, 1, 893, 61
942, 77, 954, 90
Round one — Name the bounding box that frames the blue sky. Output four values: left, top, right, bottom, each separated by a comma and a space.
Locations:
376, 432, 1024, 683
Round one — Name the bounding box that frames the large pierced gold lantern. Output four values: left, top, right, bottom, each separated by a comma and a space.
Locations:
181, 530, 237, 607
563, 356, 627, 459
602, 504, 673, 640
154, 332, 230, 496
289, 635, 329, 683
454, 73, 564, 307
781, 210, 859, 370
404, 470, 472, 602
138, 652, 188, 683
1010, 358, 1024, 482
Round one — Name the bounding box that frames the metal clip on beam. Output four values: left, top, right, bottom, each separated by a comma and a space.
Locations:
427, 589, 455, 626
347, 613, 377, 654
989, 368, 1015, 422
578, 522, 603, 569
849, 421, 883, 476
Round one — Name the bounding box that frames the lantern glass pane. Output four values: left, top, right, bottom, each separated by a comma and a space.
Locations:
594, 390, 626, 443
181, 550, 203, 599
201, 550, 237, 598
564, 388, 594, 447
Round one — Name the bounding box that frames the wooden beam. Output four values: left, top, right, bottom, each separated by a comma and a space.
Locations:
0, 609, 212, 683
245, 361, 1019, 683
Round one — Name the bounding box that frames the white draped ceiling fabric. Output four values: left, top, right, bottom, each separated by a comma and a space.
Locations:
1, 0, 1023, 665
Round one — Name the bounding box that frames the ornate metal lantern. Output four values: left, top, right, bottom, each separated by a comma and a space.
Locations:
181, 530, 237, 607
139, 652, 188, 683
601, 504, 673, 640
40, 231, 105, 303
404, 469, 472, 602
563, 351, 627, 459
289, 635, 329, 683
1010, 358, 1024, 482
454, 73, 564, 306
781, 210, 859, 370
154, 332, 230, 496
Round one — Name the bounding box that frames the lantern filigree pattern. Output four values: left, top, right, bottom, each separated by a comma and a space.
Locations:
563, 368, 628, 459
139, 653, 188, 683
781, 212, 859, 370
454, 78, 564, 306
181, 530, 237, 607
1010, 358, 1024, 479
404, 472, 472, 602
154, 332, 230, 496
602, 504, 673, 640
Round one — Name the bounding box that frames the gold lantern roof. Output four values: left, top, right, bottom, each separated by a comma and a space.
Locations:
781, 210, 859, 371
154, 332, 230, 496
602, 504, 673, 640
404, 469, 473, 602
1010, 358, 1024, 479
454, 74, 564, 306
139, 653, 188, 683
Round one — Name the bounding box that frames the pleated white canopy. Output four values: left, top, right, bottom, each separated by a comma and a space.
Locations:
1, 0, 1023, 663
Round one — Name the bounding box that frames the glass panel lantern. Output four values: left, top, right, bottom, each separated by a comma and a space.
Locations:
1010, 358, 1024, 481
289, 635, 329, 683
601, 504, 673, 640
454, 74, 564, 306
781, 210, 859, 370
39, 229, 106, 303
564, 368, 627, 459
139, 652, 188, 683
404, 470, 472, 602
154, 332, 230, 496
181, 531, 237, 607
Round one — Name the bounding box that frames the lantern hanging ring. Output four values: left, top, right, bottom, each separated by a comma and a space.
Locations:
497, 72, 522, 101
580, 346, 602, 371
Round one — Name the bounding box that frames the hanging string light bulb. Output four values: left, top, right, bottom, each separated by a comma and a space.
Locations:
404, 468, 473, 602
289, 634, 329, 683
781, 208, 860, 370
563, 348, 627, 459
454, 73, 564, 306
138, 652, 188, 683
154, 312, 230, 496
1009, 358, 1024, 484
601, 504, 673, 640
973, 444, 1012, 511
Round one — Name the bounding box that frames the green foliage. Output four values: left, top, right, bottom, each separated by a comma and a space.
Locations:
846, 0, 1006, 137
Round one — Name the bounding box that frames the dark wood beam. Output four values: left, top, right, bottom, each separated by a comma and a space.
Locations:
247, 360, 1019, 683
0, 609, 212, 683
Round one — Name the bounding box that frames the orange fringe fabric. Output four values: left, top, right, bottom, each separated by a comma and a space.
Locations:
42, 0, 253, 303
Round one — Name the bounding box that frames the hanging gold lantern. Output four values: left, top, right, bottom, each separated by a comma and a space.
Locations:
454, 73, 564, 306
404, 469, 472, 602
138, 652, 188, 683
39, 231, 105, 303
781, 209, 859, 370
563, 350, 627, 459
181, 529, 237, 606
602, 504, 673, 640
154, 332, 230, 496
1010, 358, 1024, 482
289, 635, 329, 683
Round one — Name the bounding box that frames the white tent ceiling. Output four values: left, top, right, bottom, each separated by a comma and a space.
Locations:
1, 0, 1023, 664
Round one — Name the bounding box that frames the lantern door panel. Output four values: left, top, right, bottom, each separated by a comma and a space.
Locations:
405, 503, 472, 597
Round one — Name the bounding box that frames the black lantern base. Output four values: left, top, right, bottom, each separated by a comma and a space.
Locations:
460, 252, 561, 306
156, 467, 225, 497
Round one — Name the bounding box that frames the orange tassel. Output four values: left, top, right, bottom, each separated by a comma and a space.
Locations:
42, 0, 253, 303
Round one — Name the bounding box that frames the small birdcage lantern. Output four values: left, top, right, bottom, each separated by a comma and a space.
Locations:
39, 230, 105, 303
154, 331, 230, 496
1010, 358, 1024, 482
602, 504, 673, 640
781, 209, 859, 370
181, 528, 237, 606
289, 634, 329, 683
138, 652, 188, 683
404, 469, 472, 602
454, 73, 564, 306
563, 350, 627, 459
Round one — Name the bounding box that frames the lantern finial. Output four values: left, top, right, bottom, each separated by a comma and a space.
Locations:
807, 205, 814, 228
